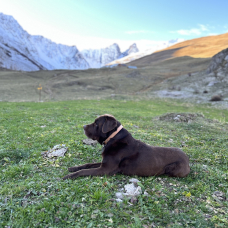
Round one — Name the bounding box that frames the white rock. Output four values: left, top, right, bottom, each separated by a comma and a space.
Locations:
143, 191, 149, 196
208, 81, 219, 87
115, 192, 124, 199
213, 191, 223, 197
129, 178, 140, 184
82, 139, 97, 146
46, 144, 68, 158
115, 178, 143, 202
124, 183, 142, 197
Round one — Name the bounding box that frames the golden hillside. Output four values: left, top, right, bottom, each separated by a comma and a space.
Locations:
158, 32, 228, 58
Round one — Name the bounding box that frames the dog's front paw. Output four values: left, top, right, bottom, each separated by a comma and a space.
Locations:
63, 174, 70, 180
63, 173, 78, 180
68, 166, 79, 172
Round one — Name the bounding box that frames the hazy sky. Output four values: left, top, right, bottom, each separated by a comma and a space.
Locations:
1, 0, 228, 51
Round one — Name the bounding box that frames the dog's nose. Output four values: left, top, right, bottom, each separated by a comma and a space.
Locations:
83, 125, 86, 129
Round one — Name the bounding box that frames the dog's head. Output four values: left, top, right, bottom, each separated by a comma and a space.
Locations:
83, 114, 121, 144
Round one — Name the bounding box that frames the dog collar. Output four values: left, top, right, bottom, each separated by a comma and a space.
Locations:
103, 125, 123, 145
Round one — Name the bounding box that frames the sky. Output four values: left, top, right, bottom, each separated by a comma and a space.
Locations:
1, 0, 228, 52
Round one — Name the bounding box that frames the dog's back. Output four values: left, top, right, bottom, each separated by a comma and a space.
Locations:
118, 136, 190, 177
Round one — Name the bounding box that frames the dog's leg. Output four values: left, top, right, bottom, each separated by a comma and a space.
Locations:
63, 166, 119, 180
164, 161, 190, 177
68, 163, 101, 172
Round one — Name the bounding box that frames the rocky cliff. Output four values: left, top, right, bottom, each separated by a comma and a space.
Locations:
206, 48, 228, 77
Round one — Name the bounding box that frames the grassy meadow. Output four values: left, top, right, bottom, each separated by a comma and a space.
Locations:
0, 55, 211, 103
0, 98, 228, 227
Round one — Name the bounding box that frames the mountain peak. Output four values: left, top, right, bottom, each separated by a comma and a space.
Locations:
0, 12, 89, 71
128, 43, 139, 53
0, 12, 139, 71
118, 43, 139, 59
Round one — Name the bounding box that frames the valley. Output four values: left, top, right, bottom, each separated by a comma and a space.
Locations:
0, 53, 212, 102
1, 11, 228, 106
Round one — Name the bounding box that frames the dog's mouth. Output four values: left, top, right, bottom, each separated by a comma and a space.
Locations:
87, 134, 99, 141
83, 127, 98, 141
84, 129, 92, 139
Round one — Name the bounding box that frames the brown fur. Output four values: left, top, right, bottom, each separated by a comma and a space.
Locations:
63, 114, 190, 180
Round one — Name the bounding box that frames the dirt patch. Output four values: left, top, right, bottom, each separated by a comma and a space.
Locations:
158, 113, 205, 123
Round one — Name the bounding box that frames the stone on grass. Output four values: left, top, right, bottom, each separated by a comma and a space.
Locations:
115, 178, 142, 202
212, 191, 224, 200
124, 183, 142, 196
116, 198, 123, 203
210, 95, 223, 101
82, 138, 98, 146
42, 144, 68, 158
115, 192, 124, 199
129, 178, 141, 184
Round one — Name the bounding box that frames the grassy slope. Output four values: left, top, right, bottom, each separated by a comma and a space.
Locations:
0, 99, 228, 227
157, 32, 228, 58
0, 56, 211, 102
108, 32, 228, 66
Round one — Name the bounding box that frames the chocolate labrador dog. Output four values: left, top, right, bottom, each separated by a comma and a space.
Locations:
63, 114, 190, 180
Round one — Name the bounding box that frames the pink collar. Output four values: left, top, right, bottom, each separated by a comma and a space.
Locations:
103, 125, 123, 145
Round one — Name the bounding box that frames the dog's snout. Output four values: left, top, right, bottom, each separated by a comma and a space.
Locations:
83, 125, 87, 129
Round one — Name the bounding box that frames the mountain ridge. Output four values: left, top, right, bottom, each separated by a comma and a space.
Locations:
0, 13, 138, 71
0, 13, 91, 71
107, 38, 184, 66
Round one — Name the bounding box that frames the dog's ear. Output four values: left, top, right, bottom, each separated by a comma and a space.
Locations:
102, 116, 117, 133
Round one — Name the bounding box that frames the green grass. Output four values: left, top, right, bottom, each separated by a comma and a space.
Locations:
0, 99, 228, 227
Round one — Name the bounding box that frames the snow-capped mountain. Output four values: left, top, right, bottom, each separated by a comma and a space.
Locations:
107, 38, 185, 66
118, 43, 139, 59
0, 12, 181, 71
0, 13, 90, 71
81, 43, 139, 68
0, 13, 140, 71
81, 43, 121, 68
